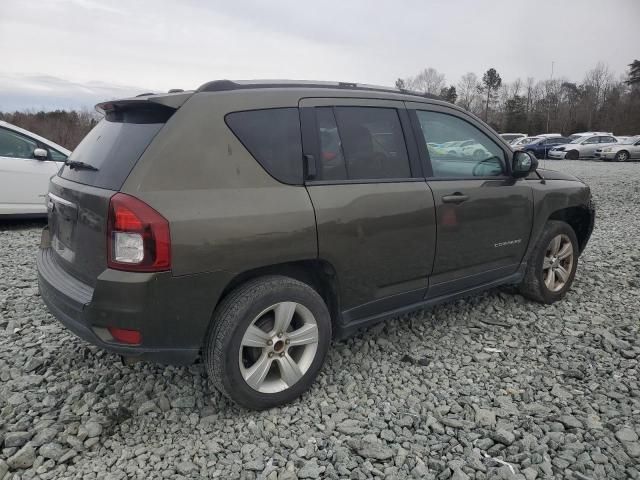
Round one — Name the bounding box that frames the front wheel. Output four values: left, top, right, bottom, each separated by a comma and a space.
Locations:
615, 151, 629, 162
519, 221, 579, 304
565, 150, 579, 160
204, 276, 331, 409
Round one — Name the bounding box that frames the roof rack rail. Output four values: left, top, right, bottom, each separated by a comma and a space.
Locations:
196, 79, 441, 101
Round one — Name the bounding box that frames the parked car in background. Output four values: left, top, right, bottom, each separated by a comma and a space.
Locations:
501, 133, 526, 142
549, 134, 618, 160
595, 135, 640, 162
37, 80, 594, 409
567, 132, 613, 142
0, 121, 70, 217
521, 136, 571, 159
511, 136, 540, 147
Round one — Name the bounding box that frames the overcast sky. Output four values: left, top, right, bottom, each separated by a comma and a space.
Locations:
1, 0, 639, 110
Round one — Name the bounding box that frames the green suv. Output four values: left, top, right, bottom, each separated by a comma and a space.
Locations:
37, 80, 595, 409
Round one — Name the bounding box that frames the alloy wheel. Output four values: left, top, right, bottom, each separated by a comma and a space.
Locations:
239, 302, 319, 393
617, 152, 629, 162
542, 234, 574, 292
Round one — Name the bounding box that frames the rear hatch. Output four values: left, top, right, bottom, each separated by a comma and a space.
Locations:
47, 93, 190, 287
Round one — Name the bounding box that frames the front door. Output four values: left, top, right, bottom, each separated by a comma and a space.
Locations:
0, 127, 60, 215
299, 98, 437, 321
407, 103, 533, 298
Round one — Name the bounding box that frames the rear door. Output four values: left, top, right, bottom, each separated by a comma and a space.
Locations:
299, 98, 436, 320
406, 102, 533, 298
0, 126, 60, 215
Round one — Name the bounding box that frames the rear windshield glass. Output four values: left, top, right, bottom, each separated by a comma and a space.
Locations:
59, 107, 172, 190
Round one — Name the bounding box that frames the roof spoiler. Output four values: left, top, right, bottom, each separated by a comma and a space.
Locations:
95, 91, 193, 115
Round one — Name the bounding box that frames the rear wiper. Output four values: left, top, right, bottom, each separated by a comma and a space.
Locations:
65, 160, 99, 171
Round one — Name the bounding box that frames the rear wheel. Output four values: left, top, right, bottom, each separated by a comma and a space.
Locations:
565, 150, 579, 160
204, 276, 331, 409
519, 221, 579, 304
615, 151, 629, 162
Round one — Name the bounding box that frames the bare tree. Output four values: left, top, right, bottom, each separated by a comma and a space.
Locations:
406, 68, 446, 95
456, 72, 479, 111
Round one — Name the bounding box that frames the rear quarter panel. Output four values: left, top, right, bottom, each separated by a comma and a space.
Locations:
121, 91, 318, 278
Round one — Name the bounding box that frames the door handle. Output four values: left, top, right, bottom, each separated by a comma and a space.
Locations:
442, 193, 469, 204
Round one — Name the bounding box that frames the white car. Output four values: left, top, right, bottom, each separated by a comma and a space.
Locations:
595, 136, 640, 162
511, 136, 540, 147
500, 133, 526, 142
567, 131, 613, 142
548, 134, 618, 160
0, 121, 70, 217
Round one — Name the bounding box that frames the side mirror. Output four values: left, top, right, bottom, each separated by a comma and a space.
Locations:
33, 148, 48, 160
512, 151, 538, 178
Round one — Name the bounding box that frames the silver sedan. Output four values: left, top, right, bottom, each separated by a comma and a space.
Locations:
595, 136, 640, 162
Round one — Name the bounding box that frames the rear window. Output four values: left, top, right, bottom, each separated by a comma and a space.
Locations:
225, 108, 303, 185
59, 106, 172, 190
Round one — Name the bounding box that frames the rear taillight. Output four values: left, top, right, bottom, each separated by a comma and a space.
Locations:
107, 193, 170, 272
107, 326, 142, 345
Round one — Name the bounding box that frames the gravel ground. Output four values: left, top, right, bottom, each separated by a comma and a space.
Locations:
1, 160, 639, 480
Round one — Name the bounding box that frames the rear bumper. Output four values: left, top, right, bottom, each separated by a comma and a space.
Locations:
37, 239, 231, 365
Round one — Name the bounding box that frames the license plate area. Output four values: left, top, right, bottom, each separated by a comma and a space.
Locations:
48, 193, 78, 255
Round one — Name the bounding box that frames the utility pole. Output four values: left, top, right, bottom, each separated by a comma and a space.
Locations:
546, 61, 554, 133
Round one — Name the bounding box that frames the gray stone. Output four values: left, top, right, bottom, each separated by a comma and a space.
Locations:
176, 461, 197, 475
336, 419, 364, 435
3, 431, 32, 448
557, 414, 582, 429
137, 400, 158, 415
492, 429, 516, 446
39, 443, 66, 461
85, 421, 102, 438
616, 427, 639, 443
474, 407, 497, 427
171, 396, 196, 409
7, 444, 36, 469
31, 427, 58, 447
298, 459, 323, 479
357, 439, 394, 460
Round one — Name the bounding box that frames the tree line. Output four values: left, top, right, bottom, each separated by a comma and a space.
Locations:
0, 110, 98, 150
2, 60, 639, 151
396, 60, 640, 135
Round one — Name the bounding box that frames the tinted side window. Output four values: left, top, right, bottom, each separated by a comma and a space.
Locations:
0, 128, 38, 159
226, 108, 303, 185
600, 136, 616, 143
314, 107, 411, 181
415, 110, 505, 178
583, 137, 598, 144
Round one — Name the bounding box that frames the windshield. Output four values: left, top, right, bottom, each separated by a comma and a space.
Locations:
621, 136, 640, 144
569, 136, 587, 144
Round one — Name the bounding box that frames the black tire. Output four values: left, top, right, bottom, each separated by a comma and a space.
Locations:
615, 150, 629, 162
565, 150, 579, 160
519, 220, 579, 304
204, 276, 331, 409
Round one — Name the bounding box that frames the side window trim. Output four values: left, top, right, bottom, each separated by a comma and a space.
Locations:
300, 103, 418, 184
406, 104, 512, 180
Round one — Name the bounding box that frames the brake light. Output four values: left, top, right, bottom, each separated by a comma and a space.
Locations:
107, 193, 171, 272
108, 326, 142, 345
